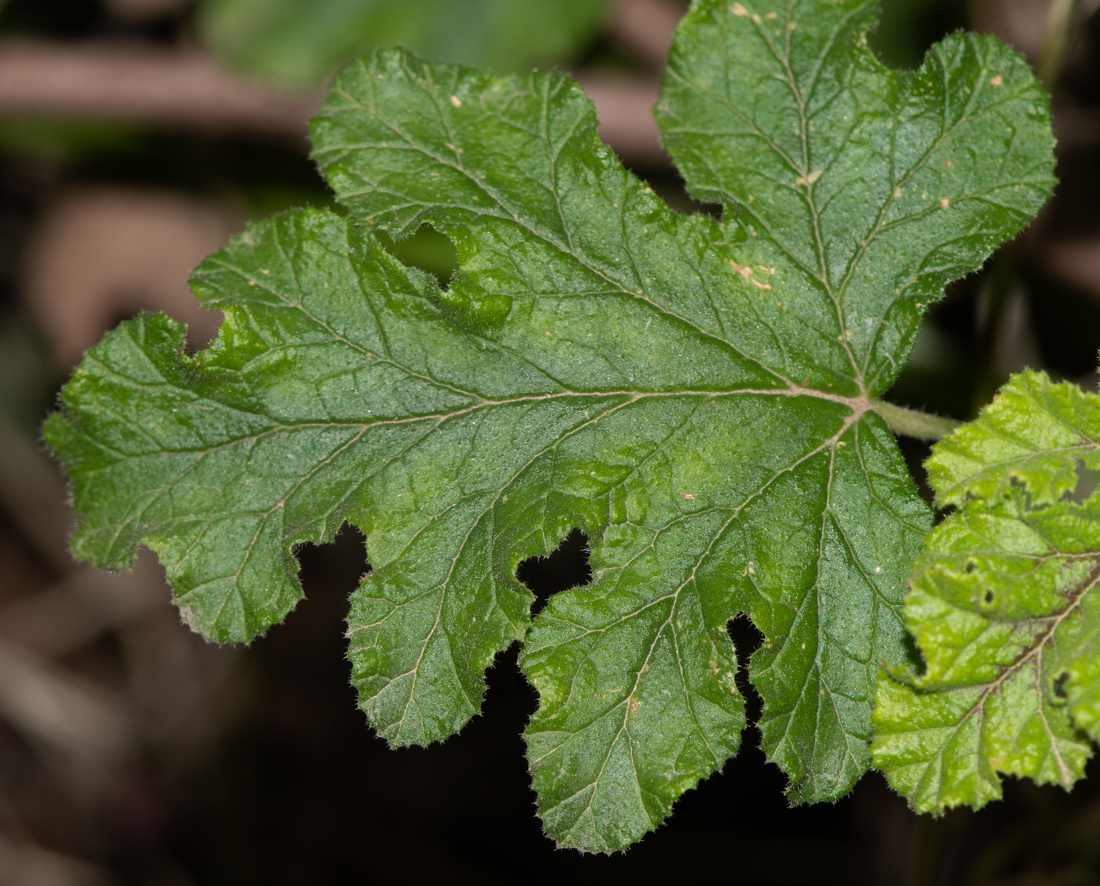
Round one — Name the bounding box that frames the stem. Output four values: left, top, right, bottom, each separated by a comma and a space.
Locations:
1038, 0, 1080, 90
870, 400, 961, 441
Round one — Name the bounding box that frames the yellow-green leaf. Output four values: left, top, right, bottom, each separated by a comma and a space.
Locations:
873, 370, 1100, 812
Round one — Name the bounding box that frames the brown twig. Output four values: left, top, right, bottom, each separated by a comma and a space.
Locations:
609, 0, 685, 69
0, 41, 320, 141
0, 41, 671, 165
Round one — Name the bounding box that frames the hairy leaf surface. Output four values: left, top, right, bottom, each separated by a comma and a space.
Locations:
873, 371, 1100, 812
46, 0, 1054, 851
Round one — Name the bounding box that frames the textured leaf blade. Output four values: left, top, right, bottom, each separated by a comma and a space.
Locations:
657, 0, 1056, 397
45, 211, 540, 723
653, 0, 1056, 802
927, 368, 1100, 507
312, 50, 798, 395
872, 370, 1100, 813
308, 41, 946, 827
523, 579, 744, 850
744, 412, 932, 802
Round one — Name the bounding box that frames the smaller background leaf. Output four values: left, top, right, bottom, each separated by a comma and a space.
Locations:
199, 0, 613, 89
873, 370, 1100, 814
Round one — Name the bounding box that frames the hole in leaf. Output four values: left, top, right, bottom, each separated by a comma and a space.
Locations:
902, 630, 926, 676
983, 590, 994, 605
375, 225, 458, 288
966, 560, 977, 574
516, 528, 591, 617
1072, 463, 1100, 503
727, 614, 765, 724
1053, 671, 1070, 699
107, 303, 222, 356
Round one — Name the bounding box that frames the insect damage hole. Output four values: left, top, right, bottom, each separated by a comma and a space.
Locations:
374, 225, 459, 288
1053, 671, 1070, 699
1071, 463, 1100, 503
516, 528, 592, 617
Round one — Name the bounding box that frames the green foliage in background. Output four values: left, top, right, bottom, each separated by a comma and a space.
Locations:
199, 0, 613, 89
46, 0, 1055, 852
874, 370, 1100, 811
867, 0, 959, 70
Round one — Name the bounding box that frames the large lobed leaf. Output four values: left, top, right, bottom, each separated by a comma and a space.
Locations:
873, 371, 1100, 812
46, 0, 1054, 851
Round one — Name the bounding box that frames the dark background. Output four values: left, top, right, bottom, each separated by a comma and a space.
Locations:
2, 1, 1100, 883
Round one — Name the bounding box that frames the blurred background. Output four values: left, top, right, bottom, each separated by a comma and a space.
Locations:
2, 0, 1100, 883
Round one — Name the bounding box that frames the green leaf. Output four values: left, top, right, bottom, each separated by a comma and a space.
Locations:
198, 0, 611, 90
872, 370, 1100, 812
46, 0, 1055, 852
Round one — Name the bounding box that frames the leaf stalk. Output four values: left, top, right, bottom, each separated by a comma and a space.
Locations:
1038, 0, 1080, 89
870, 400, 961, 441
